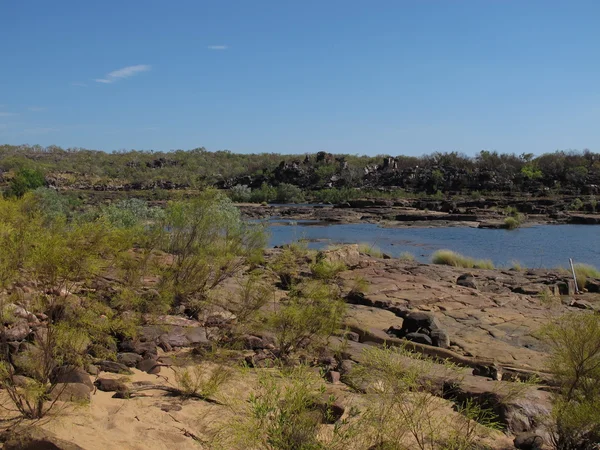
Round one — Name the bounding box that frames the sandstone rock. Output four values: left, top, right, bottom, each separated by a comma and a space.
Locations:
457, 274, 477, 289
430, 329, 450, 349
245, 350, 277, 368
5, 320, 30, 341
513, 432, 544, 450
118, 338, 158, 358
344, 331, 360, 342
401, 312, 441, 335
95, 377, 128, 392
239, 334, 265, 350
97, 360, 133, 375
339, 359, 355, 374
117, 352, 143, 367
570, 299, 595, 310
404, 332, 433, 346
322, 244, 360, 268
327, 371, 341, 384
51, 366, 93, 391
50, 382, 91, 402
136, 358, 161, 374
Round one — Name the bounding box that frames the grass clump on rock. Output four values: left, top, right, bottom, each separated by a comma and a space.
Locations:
358, 243, 383, 258
432, 250, 495, 270
573, 263, 600, 290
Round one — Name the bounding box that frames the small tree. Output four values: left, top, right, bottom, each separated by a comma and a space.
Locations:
539, 313, 600, 449
157, 190, 266, 315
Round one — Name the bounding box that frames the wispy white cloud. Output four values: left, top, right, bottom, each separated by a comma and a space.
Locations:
28, 106, 46, 112
0, 112, 18, 117
94, 64, 151, 84
207, 45, 228, 50
71, 82, 87, 87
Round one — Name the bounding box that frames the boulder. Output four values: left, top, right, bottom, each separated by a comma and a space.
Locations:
457, 274, 478, 289
401, 312, 441, 335
117, 352, 143, 367
513, 432, 544, 450
5, 320, 31, 341
404, 332, 433, 346
327, 371, 341, 384
95, 377, 128, 392
97, 360, 133, 375
51, 366, 93, 391
118, 339, 158, 358
430, 329, 450, 349
322, 244, 360, 268
49, 383, 91, 402
136, 358, 161, 374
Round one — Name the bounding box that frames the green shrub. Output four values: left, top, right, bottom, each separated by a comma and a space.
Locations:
275, 183, 305, 204
102, 198, 164, 228
6, 168, 45, 198
250, 182, 277, 203
358, 243, 383, 258
432, 250, 494, 269
538, 313, 600, 448
570, 197, 584, 211
229, 184, 252, 202
399, 252, 415, 262
504, 216, 521, 230
573, 263, 600, 290
268, 281, 346, 358
310, 258, 347, 281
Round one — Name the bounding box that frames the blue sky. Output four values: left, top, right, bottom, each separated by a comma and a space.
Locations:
1, 1, 599, 155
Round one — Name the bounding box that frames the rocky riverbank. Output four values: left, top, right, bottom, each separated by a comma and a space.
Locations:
239, 197, 600, 228
2, 244, 598, 449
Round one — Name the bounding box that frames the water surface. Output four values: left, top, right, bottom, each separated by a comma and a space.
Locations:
267, 222, 600, 269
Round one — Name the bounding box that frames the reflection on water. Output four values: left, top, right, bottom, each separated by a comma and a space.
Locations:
267, 222, 600, 269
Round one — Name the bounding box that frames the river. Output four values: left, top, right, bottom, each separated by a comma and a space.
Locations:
267, 221, 600, 269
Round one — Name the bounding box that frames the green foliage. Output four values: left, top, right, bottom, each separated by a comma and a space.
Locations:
503, 216, 521, 230
229, 184, 252, 202
399, 252, 415, 262
311, 258, 347, 281
275, 183, 305, 204
226, 365, 353, 450
431, 250, 494, 270
6, 167, 45, 198
250, 182, 277, 203
521, 164, 543, 180
538, 313, 600, 448
573, 263, 600, 291
348, 345, 499, 449
101, 198, 164, 228
268, 281, 346, 358
173, 362, 230, 399
570, 197, 584, 211
357, 243, 383, 258
157, 189, 266, 312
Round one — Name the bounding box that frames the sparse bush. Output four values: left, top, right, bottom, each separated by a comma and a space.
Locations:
348, 345, 499, 450
311, 258, 347, 281
432, 250, 494, 270
399, 252, 415, 262
225, 365, 353, 449
504, 216, 521, 229
358, 243, 383, 258
101, 198, 164, 229
573, 263, 600, 290
538, 313, 600, 449
229, 184, 252, 202
5, 167, 45, 198
570, 197, 584, 211
275, 183, 305, 204
268, 281, 346, 358
250, 182, 277, 203
173, 362, 230, 399
157, 189, 266, 314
